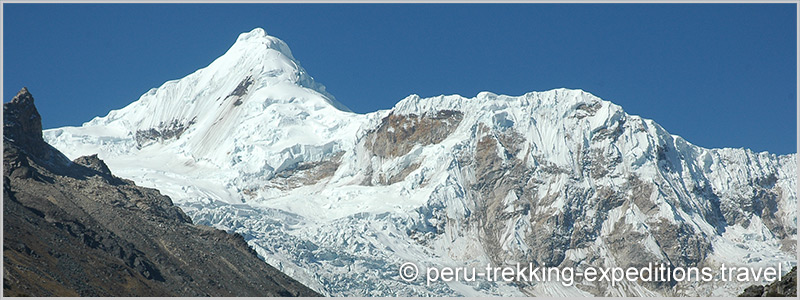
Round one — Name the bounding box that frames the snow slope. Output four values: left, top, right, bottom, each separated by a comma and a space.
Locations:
44, 28, 797, 296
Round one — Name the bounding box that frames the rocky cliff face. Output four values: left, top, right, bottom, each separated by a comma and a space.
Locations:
740, 266, 797, 297
378, 91, 796, 296
3, 88, 319, 297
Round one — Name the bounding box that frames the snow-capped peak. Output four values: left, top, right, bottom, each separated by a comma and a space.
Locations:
46, 28, 355, 169
233, 27, 296, 61
237, 27, 268, 41
42, 28, 796, 298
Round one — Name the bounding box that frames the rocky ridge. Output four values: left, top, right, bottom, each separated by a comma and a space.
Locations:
3, 88, 319, 297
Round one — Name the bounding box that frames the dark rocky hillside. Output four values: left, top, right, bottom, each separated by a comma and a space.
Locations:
2, 88, 319, 297
739, 266, 797, 297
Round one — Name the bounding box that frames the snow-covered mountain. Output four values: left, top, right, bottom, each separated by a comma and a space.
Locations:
44, 28, 796, 296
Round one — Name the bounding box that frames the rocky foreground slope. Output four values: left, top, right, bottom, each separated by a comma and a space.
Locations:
3, 88, 319, 296
739, 266, 797, 297
44, 28, 797, 296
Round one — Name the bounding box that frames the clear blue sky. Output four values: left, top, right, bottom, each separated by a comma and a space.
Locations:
3, 4, 796, 154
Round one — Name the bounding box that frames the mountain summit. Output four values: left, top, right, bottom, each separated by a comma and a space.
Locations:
44, 29, 797, 297
48, 28, 355, 169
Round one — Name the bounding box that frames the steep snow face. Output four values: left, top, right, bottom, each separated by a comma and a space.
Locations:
46, 28, 357, 175
44, 29, 797, 297
46, 28, 370, 208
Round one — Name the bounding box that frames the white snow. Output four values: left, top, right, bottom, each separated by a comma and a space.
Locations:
42, 28, 797, 297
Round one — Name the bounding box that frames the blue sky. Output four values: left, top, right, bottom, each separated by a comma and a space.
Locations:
3, 4, 796, 154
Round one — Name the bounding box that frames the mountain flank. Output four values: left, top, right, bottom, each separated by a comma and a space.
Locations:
3, 88, 319, 296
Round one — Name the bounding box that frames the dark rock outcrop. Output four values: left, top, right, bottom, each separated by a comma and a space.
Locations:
739, 266, 797, 297
72, 154, 113, 176
4, 88, 43, 147
3, 88, 319, 297
134, 117, 196, 149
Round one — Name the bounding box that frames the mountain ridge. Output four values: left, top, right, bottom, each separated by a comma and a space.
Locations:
4, 87, 320, 296
42, 28, 797, 297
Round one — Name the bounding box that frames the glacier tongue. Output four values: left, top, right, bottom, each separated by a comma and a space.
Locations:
44, 28, 796, 297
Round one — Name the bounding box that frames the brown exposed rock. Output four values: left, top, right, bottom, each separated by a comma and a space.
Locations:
459, 121, 729, 296
574, 102, 602, 118
358, 110, 462, 186
384, 162, 421, 185
365, 110, 463, 158
269, 152, 343, 190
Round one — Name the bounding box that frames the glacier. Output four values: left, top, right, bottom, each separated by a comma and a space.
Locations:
44, 28, 796, 296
